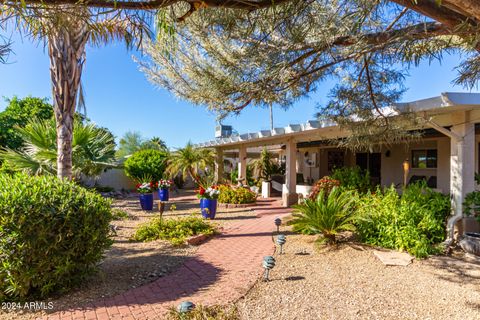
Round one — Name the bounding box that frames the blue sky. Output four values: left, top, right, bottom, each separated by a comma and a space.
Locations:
0, 33, 475, 149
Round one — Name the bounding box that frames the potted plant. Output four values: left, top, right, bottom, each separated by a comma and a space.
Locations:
136, 182, 154, 211
158, 179, 173, 201
197, 185, 220, 219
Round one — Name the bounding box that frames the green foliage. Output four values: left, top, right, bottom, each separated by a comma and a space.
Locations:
132, 216, 216, 246
0, 96, 53, 151
230, 164, 255, 186
167, 305, 239, 320
290, 187, 357, 243
249, 147, 281, 181
355, 183, 450, 258
112, 209, 129, 220
124, 149, 168, 182
116, 131, 168, 159
0, 173, 113, 301
307, 176, 341, 201
218, 185, 257, 204
331, 166, 371, 193
464, 191, 480, 223
166, 142, 215, 183
0, 117, 117, 178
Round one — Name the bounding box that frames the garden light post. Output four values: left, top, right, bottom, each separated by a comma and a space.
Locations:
276, 234, 286, 254
403, 159, 410, 187
262, 256, 276, 281
177, 301, 195, 314
274, 218, 282, 233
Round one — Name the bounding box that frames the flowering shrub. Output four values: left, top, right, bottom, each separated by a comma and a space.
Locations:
308, 176, 340, 200
158, 179, 174, 189
218, 185, 257, 204
136, 182, 155, 194
196, 185, 220, 199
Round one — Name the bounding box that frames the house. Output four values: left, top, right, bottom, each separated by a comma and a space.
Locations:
196, 92, 480, 242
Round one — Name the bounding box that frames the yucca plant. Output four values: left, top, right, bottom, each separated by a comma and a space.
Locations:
290, 187, 358, 244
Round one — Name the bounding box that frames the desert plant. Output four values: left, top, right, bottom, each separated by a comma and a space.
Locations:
218, 185, 257, 204
166, 142, 215, 184
0, 117, 117, 178
0, 173, 113, 301
355, 182, 450, 258
307, 176, 341, 201
132, 216, 216, 246
331, 166, 371, 193
249, 147, 281, 181
124, 149, 168, 182
290, 187, 357, 243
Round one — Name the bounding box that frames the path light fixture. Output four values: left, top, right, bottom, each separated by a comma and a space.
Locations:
274, 218, 282, 232
262, 256, 276, 281
177, 301, 195, 314
276, 234, 286, 254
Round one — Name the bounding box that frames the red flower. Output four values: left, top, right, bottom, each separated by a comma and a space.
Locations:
199, 187, 206, 195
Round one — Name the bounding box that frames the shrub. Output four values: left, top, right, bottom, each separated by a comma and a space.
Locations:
112, 209, 130, 220
355, 182, 450, 258
124, 149, 168, 182
331, 166, 371, 193
0, 173, 113, 301
307, 176, 340, 200
218, 185, 257, 204
290, 187, 357, 243
463, 191, 480, 218
132, 216, 216, 245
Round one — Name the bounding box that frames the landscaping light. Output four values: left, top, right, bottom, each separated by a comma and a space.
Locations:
262, 256, 276, 281
274, 218, 282, 232
276, 234, 286, 254
403, 159, 410, 187
177, 301, 195, 313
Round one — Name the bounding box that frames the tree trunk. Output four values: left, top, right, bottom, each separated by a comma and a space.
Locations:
47, 15, 88, 180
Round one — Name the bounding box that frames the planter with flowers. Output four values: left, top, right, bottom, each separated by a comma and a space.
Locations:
197, 186, 220, 219
158, 179, 173, 202
137, 182, 154, 211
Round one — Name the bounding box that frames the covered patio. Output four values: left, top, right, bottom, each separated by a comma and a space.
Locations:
197, 93, 480, 238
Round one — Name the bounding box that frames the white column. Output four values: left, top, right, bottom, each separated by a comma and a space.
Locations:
238, 146, 247, 183
450, 112, 475, 217
214, 148, 224, 184
283, 139, 298, 206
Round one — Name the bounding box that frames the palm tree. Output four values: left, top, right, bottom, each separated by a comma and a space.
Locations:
0, 117, 117, 178
2, 1, 287, 181
166, 142, 214, 184
116, 131, 145, 159
249, 147, 279, 181
148, 137, 168, 150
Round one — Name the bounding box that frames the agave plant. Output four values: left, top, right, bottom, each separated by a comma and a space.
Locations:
290, 187, 358, 244
0, 117, 117, 178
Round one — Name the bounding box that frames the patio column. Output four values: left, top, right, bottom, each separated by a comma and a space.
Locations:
450, 112, 475, 217
283, 139, 298, 206
238, 146, 247, 184
214, 148, 224, 184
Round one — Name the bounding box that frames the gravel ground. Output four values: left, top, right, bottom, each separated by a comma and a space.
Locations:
237, 233, 480, 320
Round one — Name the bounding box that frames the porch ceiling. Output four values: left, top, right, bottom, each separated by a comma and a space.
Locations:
195, 92, 480, 150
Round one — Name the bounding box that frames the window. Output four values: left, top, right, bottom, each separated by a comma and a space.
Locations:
411, 149, 437, 169
327, 151, 344, 171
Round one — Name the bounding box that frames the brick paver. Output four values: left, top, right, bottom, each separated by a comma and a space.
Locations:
44, 197, 291, 320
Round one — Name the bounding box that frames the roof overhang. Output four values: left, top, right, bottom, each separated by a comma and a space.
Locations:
195, 92, 480, 150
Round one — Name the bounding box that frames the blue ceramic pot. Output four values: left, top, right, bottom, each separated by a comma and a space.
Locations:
139, 193, 154, 211
158, 188, 169, 201
200, 198, 217, 219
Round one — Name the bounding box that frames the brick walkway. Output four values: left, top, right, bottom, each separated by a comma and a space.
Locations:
45, 197, 291, 320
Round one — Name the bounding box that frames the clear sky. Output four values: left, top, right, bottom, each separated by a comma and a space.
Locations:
0, 32, 476, 149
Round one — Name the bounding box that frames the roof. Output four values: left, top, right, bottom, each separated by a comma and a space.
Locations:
194, 92, 480, 149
